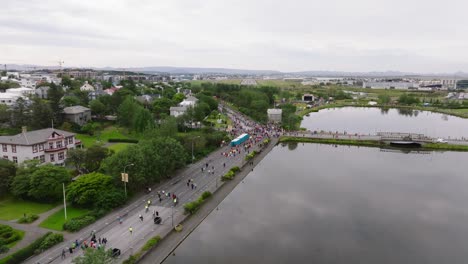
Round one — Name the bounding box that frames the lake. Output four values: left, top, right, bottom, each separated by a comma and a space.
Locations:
301, 107, 468, 139
164, 143, 468, 264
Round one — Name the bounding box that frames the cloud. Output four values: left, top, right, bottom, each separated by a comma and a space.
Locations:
1, 0, 468, 72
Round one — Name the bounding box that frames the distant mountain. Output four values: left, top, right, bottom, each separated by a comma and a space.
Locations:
4, 64, 468, 77
102, 66, 282, 75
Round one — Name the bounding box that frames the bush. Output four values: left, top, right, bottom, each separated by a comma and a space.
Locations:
183, 192, 212, 214
2, 232, 51, 264
230, 166, 240, 173
37, 233, 63, 251
63, 215, 96, 232
17, 214, 39, 224
141, 236, 161, 251
221, 170, 235, 181
245, 150, 258, 161
0, 225, 22, 247
107, 138, 139, 143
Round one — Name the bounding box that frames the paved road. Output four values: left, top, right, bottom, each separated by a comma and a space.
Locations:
26, 105, 265, 264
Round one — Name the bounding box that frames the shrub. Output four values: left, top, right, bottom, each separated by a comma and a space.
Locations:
37, 233, 63, 251
141, 236, 161, 251
183, 192, 212, 214
17, 214, 39, 224
122, 255, 138, 264
107, 138, 139, 143
63, 215, 96, 232
244, 150, 258, 161
3, 232, 51, 264
0, 225, 22, 247
230, 166, 240, 173
201, 191, 212, 200
221, 170, 235, 181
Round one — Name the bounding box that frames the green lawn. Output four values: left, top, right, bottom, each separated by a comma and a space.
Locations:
0, 196, 56, 221
76, 126, 130, 147
107, 143, 133, 153
39, 207, 90, 231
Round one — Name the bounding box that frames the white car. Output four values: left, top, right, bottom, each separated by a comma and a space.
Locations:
435, 138, 448, 143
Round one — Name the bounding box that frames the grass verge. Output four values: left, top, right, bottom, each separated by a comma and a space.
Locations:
0, 197, 56, 221
39, 207, 90, 231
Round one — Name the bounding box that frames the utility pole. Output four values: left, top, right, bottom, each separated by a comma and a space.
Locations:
63, 183, 67, 220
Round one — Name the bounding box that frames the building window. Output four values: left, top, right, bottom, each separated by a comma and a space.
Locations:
49, 142, 54, 149
64, 138, 68, 146
39, 144, 44, 151
3, 156, 7, 160
32, 145, 38, 153
58, 152, 64, 160
12, 157, 17, 163
57, 141, 62, 148
40, 155, 45, 163
68, 137, 74, 144
50, 154, 55, 162
11, 145, 16, 153
2, 144, 7, 152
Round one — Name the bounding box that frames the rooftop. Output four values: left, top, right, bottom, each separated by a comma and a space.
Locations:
0, 128, 75, 145
63, 105, 91, 114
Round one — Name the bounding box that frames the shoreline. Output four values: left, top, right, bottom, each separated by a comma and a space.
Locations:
279, 136, 468, 152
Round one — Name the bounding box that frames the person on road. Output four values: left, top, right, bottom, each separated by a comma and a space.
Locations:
223, 163, 226, 168
118, 216, 123, 224
145, 205, 149, 213
129, 227, 133, 235
187, 180, 190, 187
147, 199, 151, 206
139, 214, 143, 221
61, 248, 66, 259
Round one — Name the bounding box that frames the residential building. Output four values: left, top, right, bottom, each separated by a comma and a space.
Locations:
170, 106, 187, 117
179, 96, 198, 107
0, 127, 79, 165
35, 86, 50, 99
267, 108, 282, 123
363, 82, 417, 89
63, 106, 92, 126
0, 92, 21, 106
80, 81, 95, 92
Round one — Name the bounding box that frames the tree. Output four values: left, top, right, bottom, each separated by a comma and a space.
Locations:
67, 172, 123, 208
28, 165, 70, 202
152, 98, 174, 118
133, 107, 154, 133
66, 148, 87, 173
61, 96, 81, 107
89, 100, 106, 118
378, 94, 391, 104
30, 98, 54, 129
158, 116, 178, 138
0, 104, 10, 123
48, 83, 64, 124
84, 145, 111, 172
10, 97, 30, 128
117, 97, 139, 128
10, 160, 41, 198
72, 248, 114, 264
193, 102, 211, 121
0, 159, 16, 196
172, 93, 185, 103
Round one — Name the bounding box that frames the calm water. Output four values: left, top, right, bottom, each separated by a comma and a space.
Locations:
165, 144, 468, 264
301, 107, 468, 138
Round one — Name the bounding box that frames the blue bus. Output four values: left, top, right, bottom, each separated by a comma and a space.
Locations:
230, 133, 250, 147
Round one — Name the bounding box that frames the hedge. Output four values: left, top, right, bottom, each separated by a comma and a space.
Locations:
17, 214, 39, 224
183, 191, 212, 214
37, 233, 63, 252
0, 232, 51, 264
63, 215, 96, 232
221, 166, 241, 181
244, 150, 258, 161
123, 236, 161, 264
107, 138, 139, 143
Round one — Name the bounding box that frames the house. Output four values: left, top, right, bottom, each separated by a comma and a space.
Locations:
63, 106, 92, 126
80, 81, 95, 92
170, 106, 187, 117
267, 109, 282, 123
0, 127, 79, 165
179, 96, 198, 107
0, 92, 21, 106
35, 86, 50, 99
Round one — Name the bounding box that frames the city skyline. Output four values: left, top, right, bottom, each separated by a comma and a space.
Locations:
1, 0, 468, 73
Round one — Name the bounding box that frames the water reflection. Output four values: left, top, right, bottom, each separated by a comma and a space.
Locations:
164, 144, 468, 264
301, 107, 468, 138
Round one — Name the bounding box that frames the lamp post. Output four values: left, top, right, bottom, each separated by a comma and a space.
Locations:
123, 163, 134, 198
191, 136, 200, 164
63, 183, 67, 220
171, 206, 174, 227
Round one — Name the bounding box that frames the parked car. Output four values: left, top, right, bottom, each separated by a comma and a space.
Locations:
435, 138, 448, 143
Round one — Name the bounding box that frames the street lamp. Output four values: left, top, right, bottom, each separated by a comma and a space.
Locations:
191, 136, 200, 164
123, 163, 134, 198
171, 206, 174, 227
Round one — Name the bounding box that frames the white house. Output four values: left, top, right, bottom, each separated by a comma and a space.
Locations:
80, 81, 95, 92
0, 127, 79, 165
179, 96, 198, 107
170, 106, 187, 117
267, 108, 282, 123
35, 86, 50, 99
0, 93, 21, 106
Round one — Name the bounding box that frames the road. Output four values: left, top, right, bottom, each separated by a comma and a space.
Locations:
26, 105, 266, 264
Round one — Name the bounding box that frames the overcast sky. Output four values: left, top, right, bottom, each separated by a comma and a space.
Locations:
1, 0, 468, 73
